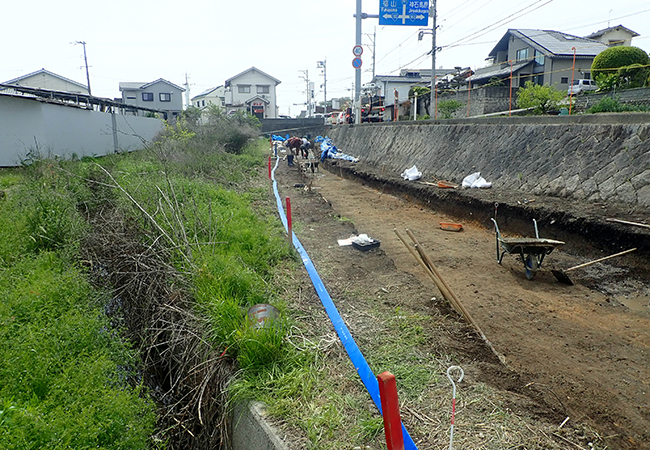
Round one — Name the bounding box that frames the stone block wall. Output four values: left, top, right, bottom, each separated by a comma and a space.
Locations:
323, 114, 650, 208
436, 86, 516, 117
573, 87, 650, 112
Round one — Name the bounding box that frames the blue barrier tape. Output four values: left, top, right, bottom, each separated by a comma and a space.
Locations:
271, 156, 418, 449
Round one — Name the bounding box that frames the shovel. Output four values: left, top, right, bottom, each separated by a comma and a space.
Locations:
552, 248, 637, 285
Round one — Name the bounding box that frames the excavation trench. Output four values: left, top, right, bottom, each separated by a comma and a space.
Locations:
272, 155, 650, 449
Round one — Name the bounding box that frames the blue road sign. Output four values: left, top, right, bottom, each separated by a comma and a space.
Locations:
352, 57, 363, 69
379, 0, 429, 26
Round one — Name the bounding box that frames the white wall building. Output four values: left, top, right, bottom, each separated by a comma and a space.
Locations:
191, 85, 226, 110
586, 25, 639, 47
119, 78, 185, 121
224, 67, 281, 119
1, 68, 89, 95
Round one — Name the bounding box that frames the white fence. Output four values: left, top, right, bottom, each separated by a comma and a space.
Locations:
0, 95, 164, 166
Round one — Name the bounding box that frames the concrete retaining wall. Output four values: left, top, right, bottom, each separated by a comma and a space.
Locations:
261, 118, 325, 133
423, 86, 650, 118
322, 114, 650, 208
0, 95, 164, 166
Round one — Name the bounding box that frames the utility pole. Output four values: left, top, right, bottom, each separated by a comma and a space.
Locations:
298, 70, 311, 117
75, 40, 91, 96
317, 60, 327, 113
363, 27, 377, 80
430, 0, 437, 119
353, 1, 379, 124
184, 73, 191, 110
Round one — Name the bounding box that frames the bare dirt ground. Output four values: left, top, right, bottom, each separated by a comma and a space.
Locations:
273, 155, 650, 450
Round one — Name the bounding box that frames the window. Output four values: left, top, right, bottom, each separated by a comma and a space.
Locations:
159, 93, 171, 102
519, 74, 530, 88
561, 77, 568, 84
201, 100, 205, 107
584, 72, 591, 80
516, 48, 528, 62
238, 85, 251, 93
534, 50, 544, 65
257, 85, 270, 94
142, 92, 153, 101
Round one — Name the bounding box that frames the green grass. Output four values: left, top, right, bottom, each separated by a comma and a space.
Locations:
0, 253, 156, 449
0, 158, 156, 448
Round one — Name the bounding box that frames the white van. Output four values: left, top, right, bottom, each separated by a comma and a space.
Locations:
567, 79, 598, 96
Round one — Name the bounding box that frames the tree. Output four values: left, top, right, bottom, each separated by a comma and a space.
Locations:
516, 81, 565, 115
592, 46, 650, 90
438, 100, 463, 119
617, 63, 650, 89
181, 106, 203, 128
408, 86, 431, 117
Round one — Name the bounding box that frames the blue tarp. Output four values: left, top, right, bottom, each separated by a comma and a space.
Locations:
316, 136, 359, 163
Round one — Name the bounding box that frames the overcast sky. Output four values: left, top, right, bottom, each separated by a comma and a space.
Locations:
2, 0, 649, 117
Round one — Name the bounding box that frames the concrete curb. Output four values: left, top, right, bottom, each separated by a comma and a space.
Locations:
231, 401, 291, 450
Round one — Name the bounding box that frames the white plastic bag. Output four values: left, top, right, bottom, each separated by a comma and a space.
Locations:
401, 165, 422, 181
462, 172, 492, 189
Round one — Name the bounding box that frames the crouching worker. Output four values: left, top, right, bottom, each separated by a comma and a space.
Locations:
285, 136, 301, 166
307, 146, 319, 173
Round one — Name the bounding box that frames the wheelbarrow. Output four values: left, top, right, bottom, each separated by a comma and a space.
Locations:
491, 218, 565, 280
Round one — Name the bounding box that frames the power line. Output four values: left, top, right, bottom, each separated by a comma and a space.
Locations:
440, 0, 495, 35
443, 0, 489, 22
562, 7, 650, 35
444, 0, 554, 49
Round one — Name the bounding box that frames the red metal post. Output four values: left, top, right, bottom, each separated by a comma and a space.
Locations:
377, 371, 404, 450
569, 47, 577, 115
286, 197, 292, 245
268, 155, 272, 194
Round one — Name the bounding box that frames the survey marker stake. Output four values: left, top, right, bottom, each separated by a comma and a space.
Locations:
378, 371, 404, 450
447, 366, 464, 450
286, 197, 292, 246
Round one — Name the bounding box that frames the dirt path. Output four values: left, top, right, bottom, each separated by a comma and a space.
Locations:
275, 158, 650, 449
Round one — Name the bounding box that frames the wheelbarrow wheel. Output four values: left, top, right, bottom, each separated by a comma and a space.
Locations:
525, 254, 539, 280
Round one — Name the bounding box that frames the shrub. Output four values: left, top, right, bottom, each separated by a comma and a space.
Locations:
592, 46, 649, 74
516, 81, 565, 115
437, 100, 463, 119
586, 96, 650, 114
617, 63, 650, 88
594, 73, 619, 91
592, 46, 649, 90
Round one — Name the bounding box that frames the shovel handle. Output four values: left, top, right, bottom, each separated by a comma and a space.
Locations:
565, 248, 637, 272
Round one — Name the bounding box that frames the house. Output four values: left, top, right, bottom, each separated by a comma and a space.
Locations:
119, 78, 185, 120
369, 68, 455, 119
469, 29, 609, 89
224, 67, 281, 119
586, 25, 639, 47
370, 68, 455, 101
1, 68, 89, 95
191, 86, 226, 111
